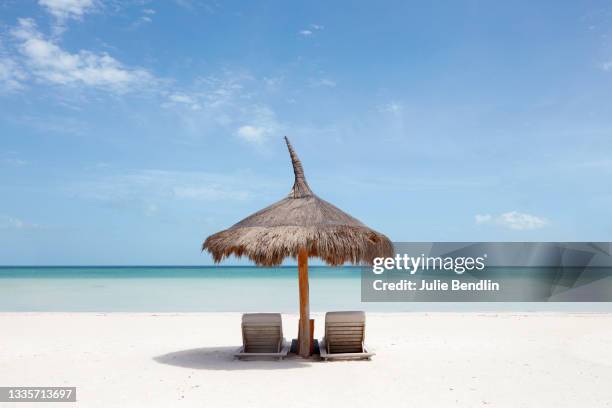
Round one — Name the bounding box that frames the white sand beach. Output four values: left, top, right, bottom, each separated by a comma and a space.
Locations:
1, 313, 611, 408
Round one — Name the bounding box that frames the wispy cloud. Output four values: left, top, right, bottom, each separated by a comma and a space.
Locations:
69, 169, 258, 217
475, 211, 548, 230
0, 215, 40, 230
8, 113, 88, 136
310, 78, 336, 88
601, 61, 612, 71
162, 72, 250, 112
131, 8, 156, 28
0, 37, 28, 91
299, 23, 324, 37
164, 92, 202, 110
0, 56, 27, 92
160, 72, 286, 144
263, 75, 283, 90
378, 101, 403, 114
141, 8, 155, 23
11, 18, 155, 92
38, 0, 98, 35
235, 106, 282, 145
173, 185, 250, 201
236, 125, 266, 144
4, 3, 287, 146
72, 169, 256, 207
0, 153, 28, 166
578, 159, 612, 170
173, 0, 216, 12
39, 0, 97, 20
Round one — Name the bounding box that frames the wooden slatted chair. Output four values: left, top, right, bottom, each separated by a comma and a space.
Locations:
319, 311, 375, 361
235, 313, 289, 360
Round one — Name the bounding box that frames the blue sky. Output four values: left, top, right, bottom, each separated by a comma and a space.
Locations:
1, 0, 611, 265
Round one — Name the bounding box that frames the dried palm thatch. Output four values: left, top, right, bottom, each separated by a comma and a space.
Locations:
202, 137, 393, 266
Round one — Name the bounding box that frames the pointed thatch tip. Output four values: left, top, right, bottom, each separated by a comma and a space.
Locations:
284, 136, 313, 198
202, 136, 394, 266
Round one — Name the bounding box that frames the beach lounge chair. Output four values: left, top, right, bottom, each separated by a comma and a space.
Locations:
319, 311, 375, 361
235, 313, 289, 360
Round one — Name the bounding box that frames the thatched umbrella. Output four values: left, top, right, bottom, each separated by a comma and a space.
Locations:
203, 137, 393, 357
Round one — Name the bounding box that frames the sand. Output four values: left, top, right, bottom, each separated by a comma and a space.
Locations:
0, 313, 611, 407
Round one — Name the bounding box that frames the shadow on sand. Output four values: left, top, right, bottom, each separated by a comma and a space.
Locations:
153, 346, 316, 370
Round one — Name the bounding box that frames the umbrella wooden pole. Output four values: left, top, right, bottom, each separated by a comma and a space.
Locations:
297, 247, 311, 358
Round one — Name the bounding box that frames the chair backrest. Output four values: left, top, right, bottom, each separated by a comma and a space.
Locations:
241, 313, 283, 353
325, 311, 365, 354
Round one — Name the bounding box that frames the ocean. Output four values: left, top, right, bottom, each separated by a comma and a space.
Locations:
1, 266, 610, 312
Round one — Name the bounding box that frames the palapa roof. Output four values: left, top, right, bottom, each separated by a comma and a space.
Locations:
202, 137, 393, 266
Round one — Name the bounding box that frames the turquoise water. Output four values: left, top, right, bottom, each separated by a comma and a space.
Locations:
0, 266, 367, 312
0, 266, 610, 312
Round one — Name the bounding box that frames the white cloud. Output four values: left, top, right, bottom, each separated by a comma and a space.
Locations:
144, 203, 158, 216
11, 18, 154, 92
196, 73, 249, 108
73, 169, 255, 205
169, 93, 193, 104
0, 215, 39, 230
0, 57, 27, 91
39, 0, 96, 21
237, 125, 267, 144
1, 156, 28, 166
475, 211, 548, 230
263, 75, 283, 90
165, 92, 201, 110
299, 23, 324, 36
173, 0, 215, 12
0, 38, 27, 91
39, 0, 97, 35
474, 214, 493, 224
161, 73, 252, 114
132, 8, 156, 28
601, 61, 612, 71
159, 72, 286, 143
173, 186, 249, 201
310, 78, 336, 88
236, 106, 282, 144
379, 102, 403, 114
578, 159, 612, 170
10, 113, 88, 135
